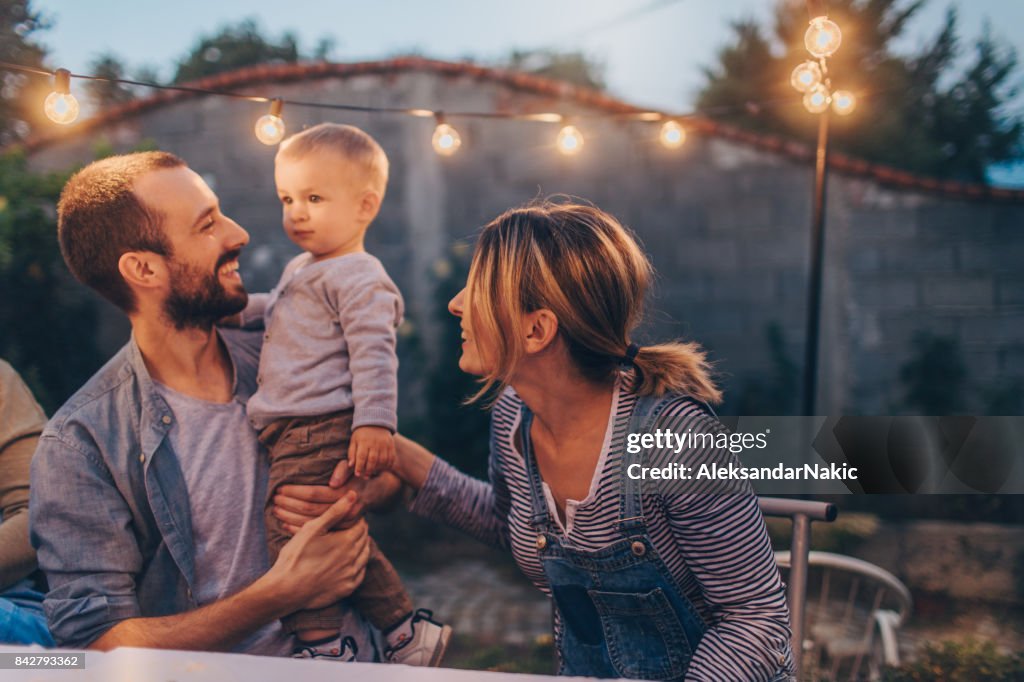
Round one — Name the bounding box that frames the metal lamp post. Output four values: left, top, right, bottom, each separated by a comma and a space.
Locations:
793, 1, 856, 417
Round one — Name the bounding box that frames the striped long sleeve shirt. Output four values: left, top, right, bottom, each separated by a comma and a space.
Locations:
410, 379, 794, 681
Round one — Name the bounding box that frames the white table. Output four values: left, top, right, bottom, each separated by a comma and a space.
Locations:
0, 645, 592, 681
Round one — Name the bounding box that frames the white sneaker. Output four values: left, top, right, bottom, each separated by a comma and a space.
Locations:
292, 634, 358, 662
384, 609, 452, 667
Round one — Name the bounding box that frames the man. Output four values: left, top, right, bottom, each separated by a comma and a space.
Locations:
29, 151, 390, 659
0, 359, 52, 646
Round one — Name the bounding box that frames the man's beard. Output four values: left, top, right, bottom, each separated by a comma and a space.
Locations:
163, 250, 248, 331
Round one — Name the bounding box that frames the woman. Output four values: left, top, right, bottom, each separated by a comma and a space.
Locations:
278, 201, 793, 680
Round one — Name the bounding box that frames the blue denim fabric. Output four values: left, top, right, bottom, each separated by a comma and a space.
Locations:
519, 395, 710, 680
29, 330, 375, 654
0, 578, 54, 646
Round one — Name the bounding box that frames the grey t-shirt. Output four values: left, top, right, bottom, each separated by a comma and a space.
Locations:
154, 381, 292, 656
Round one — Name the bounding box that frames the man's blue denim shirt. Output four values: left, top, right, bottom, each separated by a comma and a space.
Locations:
30, 329, 271, 649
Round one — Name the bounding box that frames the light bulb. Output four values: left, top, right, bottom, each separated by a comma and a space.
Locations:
556, 125, 583, 155
659, 120, 686, 149
432, 123, 461, 156
804, 16, 842, 58
254, 115, 285, 145
44, 68, 79, 125
831, 90, 856, 116
803, 84, 831, 114
44, 92, 80, 125
254, 99, 285, 145
790, 61, 823, 93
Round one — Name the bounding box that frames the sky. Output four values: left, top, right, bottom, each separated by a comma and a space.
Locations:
30, 0, 1024, 185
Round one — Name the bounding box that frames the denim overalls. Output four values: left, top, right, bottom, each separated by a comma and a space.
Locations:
519, 393, 710, 680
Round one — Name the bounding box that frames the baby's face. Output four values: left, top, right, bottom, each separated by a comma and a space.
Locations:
274, 151, 368, 260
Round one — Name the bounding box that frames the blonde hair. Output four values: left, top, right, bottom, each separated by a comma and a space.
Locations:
465, 200, 722, 405
277, 123, 389, 196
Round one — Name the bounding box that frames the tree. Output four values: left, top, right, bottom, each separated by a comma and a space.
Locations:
0, 152, 103, 413
0, 0, 49, 145
504, 49, 606, 90
698, 0, 1023, 183
85, 53, 138, 109
173, 18, 300, 83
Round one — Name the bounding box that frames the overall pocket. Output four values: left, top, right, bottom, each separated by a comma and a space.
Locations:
589, 587, 690, 680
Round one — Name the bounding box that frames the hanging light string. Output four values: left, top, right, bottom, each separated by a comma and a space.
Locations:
0, 59, 863, 152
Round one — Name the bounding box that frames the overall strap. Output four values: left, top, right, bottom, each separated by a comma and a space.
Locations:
518, 405, 553, 530
618, 393, 716, 534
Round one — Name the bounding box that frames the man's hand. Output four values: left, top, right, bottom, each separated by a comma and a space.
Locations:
348, 425, 396, 477
267, 491, 371, 610
273, 463, 403, 534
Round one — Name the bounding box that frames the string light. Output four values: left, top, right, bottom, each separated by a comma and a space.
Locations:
803, 84, 831, 114
0, 59, 845, 158
804, 16, 842, 58
831, 90, 856, 116
43, 68, 80, 125
556, 123, 584, 155
659, 120, 686, 149
431, 114, 461, 156
790, 61, 823, 94
254, 98, 285, 145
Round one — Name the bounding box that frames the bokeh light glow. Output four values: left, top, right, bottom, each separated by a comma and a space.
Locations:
803, 84, 831, 114
432, 123, 461, 156
831, 90, 856, 115
44, 92, 80, 125
790, 61, 823, 93
804, 16, 842, 58
556, 125, 583, 155
254, 114, 286, 145
659, 120, 686, 149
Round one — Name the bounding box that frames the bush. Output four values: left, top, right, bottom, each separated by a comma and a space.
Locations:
883, 639, 1024, 681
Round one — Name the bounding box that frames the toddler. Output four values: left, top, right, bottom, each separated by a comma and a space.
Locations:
242, 123, 450, 665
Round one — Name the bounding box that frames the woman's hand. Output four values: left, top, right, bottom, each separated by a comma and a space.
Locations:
391, 433, 437, 489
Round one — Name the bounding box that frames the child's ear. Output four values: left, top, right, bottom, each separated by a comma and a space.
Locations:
359, 190, 382, 220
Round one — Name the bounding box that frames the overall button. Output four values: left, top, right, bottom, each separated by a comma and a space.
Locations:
631, 540, 646, 557
138, 453, 145, 463
161, 415, 172, 425
536, 535, 547, 550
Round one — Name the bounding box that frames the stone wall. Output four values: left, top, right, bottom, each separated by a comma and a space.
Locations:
27, 68, 1024, 416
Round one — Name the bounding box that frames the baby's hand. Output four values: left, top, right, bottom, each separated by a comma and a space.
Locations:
348, 426, 396, 477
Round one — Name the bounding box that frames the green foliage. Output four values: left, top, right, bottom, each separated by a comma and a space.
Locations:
0, 152, 102, 413
445, 633, 555, 674
0, 0, 49, 145
504, 49, 606, 90
173, 18, 300, 84
698, 0, 1023, 183
898, 331, 967, 414
882, 639, 1024, 681
735, 321, 800, 414
418, 242, 492, 478
84, 53, 138, 108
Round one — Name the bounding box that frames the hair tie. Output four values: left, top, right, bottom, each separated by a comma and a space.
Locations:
621, 343, 640, 366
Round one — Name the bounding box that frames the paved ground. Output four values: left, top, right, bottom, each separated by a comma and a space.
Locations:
397, 553, 1024, 663
401, 559, 552, 646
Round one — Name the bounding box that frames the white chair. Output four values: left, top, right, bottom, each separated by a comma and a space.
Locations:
775, 550, 913, 681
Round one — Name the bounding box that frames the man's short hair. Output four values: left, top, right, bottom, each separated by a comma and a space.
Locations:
57, 151, 185, 313
277, 123, 389, 197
